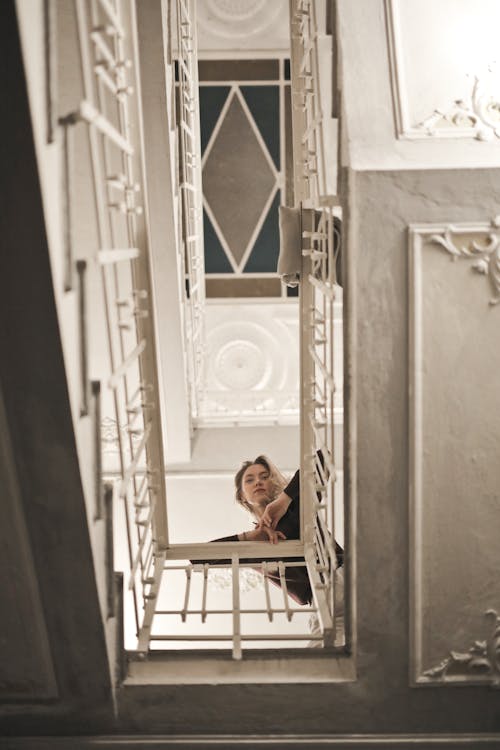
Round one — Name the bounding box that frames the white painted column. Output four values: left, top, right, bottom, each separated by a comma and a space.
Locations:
134, 0, 192, 464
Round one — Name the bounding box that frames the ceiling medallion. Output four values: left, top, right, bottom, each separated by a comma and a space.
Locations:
215, 339, 268, 390
197, 0, 283, 40
199, 307, 299, 425
209, 0, 267, 22
429, 218, 500, 305
416, 69, 500, 140
422, 609, 500, 685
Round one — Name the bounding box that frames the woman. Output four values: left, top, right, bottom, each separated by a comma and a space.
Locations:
210, 454, 343, 607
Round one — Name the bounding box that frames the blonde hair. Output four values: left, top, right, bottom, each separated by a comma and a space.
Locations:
234, 455, 287, 516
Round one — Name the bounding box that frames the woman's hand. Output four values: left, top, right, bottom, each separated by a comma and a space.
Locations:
260, 492, 292, 529
240, 525, 286, 545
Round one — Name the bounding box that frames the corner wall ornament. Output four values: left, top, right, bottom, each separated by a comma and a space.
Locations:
422, 610, 500, 686
416, 71, 500, 140
429, 218, 500, 305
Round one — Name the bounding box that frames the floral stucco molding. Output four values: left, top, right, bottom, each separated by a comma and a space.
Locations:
416, 73, 500, 141
429, 218, 500, 305
423, 609, 500, 685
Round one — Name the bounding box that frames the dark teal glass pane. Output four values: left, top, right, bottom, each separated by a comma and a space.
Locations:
199, 86, 230, 154
243, 192, 280, 273
203, 209, 233, 273
240, 86, 280, 169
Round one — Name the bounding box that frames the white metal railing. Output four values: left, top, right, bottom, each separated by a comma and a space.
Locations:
290, 0, 344, 645
149, 554, 325, 659
59, 0, 342, 656
131, 0, 344, 657
137, 524, 345, 657
62, 0, 169, 650
175, 0, 205, 421
290, 0, 328, 206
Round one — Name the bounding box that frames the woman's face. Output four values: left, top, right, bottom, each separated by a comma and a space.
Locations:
241, 463, 273, 511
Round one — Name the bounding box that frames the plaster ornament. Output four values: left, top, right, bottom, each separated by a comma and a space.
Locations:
199, 391, 299, 423
416, 72, 500, 140
101, 416, 144, 451
101, 416, 118, 444
207, 566, 264, 592
429, 221, 500, 305
200, 309, 300, 425
423, 609, 500, 686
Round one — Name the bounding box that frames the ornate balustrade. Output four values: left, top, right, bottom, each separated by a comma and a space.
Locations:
61, 0, 169, 649
290, 0, 344, 646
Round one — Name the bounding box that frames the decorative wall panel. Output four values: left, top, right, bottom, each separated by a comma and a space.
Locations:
386, 0, 500, 140
409, 222, 500, 685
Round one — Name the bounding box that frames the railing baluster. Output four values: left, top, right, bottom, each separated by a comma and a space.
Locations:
61, 121, 74, 291
96, 0, 125, 38
91, 380, 103, 520
231, 554, 242, 660
76, 260, 90, 417
278, 562, 293, 622
201, 563, 208, 623
119, 422, 152, 497
104, 482, 116, 618
262, 562, 274, 622
181, 566, 192, 622
44, 0, 57, 144
78, 99, 133, 154
128, 499, 156, 588
108, 340, 146, 389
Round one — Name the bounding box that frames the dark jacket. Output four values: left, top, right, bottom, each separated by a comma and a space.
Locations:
208, 468, 343, 606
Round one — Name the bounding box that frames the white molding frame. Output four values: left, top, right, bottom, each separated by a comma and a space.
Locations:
384, 0, 407, 138
385, 0, 500, 141
409, 222, 500, 686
